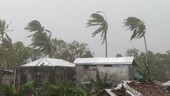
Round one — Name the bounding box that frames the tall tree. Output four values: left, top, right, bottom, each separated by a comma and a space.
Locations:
0, 35, 14, 69
53, 40, 93, 62
0, 19, 13, 69
25, 20, 55, 58
87, 11, 108, 57
123, 17, 151, 81
52, 38, 69, 60
0, 20, 11, 41
67, 41, 93, 62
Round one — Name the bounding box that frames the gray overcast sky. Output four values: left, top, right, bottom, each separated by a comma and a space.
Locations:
0, 0, 170, 57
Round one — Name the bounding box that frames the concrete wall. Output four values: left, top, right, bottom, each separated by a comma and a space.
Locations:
76, 64, 134, 87
15, 66, 75, 86
0, 70, 14, 85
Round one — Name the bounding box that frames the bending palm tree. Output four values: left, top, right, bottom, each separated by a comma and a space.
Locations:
0, 20, 11, 41
0, 20, 12, 69
123, 17, 151, 81
25, 20, 54, 58
87, 11, 108, 57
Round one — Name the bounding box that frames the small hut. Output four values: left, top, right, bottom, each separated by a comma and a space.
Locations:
74, 57, 137, 88
14, 58, 75, 87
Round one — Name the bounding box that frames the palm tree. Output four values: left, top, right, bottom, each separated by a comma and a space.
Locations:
123, 17, 151, 81
0, 19, 13, 69
25, 20, 55, 58
87, 11, 108, 57
0, 19, 11, 41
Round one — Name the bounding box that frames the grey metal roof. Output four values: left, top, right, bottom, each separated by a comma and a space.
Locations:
74, 57, 134, 65
21, 58, 75, 67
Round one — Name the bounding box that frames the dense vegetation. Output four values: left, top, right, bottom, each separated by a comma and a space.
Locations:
0, 20, 93, 69
0, 12, 170, 95
125, 48, 170, 82
0, 16, 170, 82
0, 81, 90, 96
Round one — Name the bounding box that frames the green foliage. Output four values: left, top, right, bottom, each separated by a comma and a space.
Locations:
82, 85, 91, 96
0, 81, 33, 96
0, 84, 15, 96
25, 20, 54, 58
0, 19, 13, 69
33, 81, 88, 96
0, 39, 93, 68
126, 48, 170, 82
90, 70, 108, 94
25, 20, 93, 61
32, 82, 58, 96
87, 11, 108, 57
0, 19, 93, 69
0, 81, 90, 96
123, 17, 146, 40
17, 81, 33, 96
0, 19, 11, 40
25, 20, 43, 32
55, 81, 86, 96
123, 17, 151, 81
0, 41, 36, 69
87, 12, 108, 43
13, 42, 33, 65
53, 40, 93, 62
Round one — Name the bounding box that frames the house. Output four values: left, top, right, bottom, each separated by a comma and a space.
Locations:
14, 58, 75, 87
0, 70, 14, 85
74, 57, 136, 88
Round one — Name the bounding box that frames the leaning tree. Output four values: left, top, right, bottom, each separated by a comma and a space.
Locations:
25, 20, 55, 58
87, 11, 108, 57
123, 17, 151, 81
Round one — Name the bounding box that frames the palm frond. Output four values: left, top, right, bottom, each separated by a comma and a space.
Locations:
88, 19, 103, 24
101, 31, 107, 44
25, 20, 43, 32
0, 19, 11, 40
87, 11, 108, 45
91, 27, 103, 37
124, 17, 146, 40
91, 13, 105, 21
86, 23, 100, 28
1, 34, 12, 49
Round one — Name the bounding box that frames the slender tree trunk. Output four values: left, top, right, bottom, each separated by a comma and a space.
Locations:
143, 35, 151, 80
143, 35, 148, 65
48, 46, 52, 58
105, 34, 108, 57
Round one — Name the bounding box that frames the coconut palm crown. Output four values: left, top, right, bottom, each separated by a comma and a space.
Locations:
25, 20, 54, 58
87, 11, 108, 57
123, 17, 146, 40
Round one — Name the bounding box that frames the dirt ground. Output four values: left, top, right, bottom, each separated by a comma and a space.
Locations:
127, 81, 170, 96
